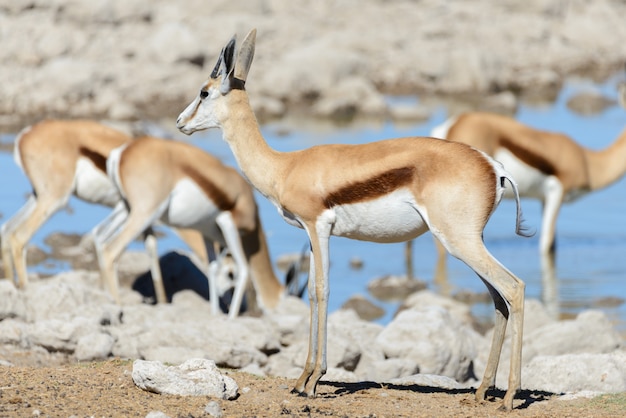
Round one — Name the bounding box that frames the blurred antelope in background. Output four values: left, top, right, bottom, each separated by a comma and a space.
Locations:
417, 83, 626, 285
0, 119, 207, 302
94, 135, 306, 318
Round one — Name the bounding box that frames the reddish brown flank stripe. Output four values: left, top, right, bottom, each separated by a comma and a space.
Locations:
500, 136, 557, 176
183, 166, 235, 211
79, 147, 107, 174
323, 167, 415, 208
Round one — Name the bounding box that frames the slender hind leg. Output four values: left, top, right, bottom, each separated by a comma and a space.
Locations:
441, 235, 525, 411
8, 196, 67, 287
475, 280, 509, 401
174, 227, 209, 267
433, 237, 451, 295
1, 196, 37, 282
96, 208, 161, 303
540, 252, 559, 320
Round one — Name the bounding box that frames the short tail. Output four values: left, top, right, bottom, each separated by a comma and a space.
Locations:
501, 174, 535, 238
12, 124, 33, 173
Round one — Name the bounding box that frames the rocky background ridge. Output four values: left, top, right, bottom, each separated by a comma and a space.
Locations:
1, 0, 625, 132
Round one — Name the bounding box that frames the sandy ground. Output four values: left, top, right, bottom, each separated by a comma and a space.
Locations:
1, 357, 625, 418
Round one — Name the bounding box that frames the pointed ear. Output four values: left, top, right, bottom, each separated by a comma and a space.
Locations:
217, 35, 237, 94
209, 51, 223, 79
235, 29, 256, 82
210, 35, 236, 79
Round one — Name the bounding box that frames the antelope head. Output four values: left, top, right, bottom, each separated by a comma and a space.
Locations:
177, 29, 256, 135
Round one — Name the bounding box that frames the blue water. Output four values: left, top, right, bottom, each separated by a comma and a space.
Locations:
1, 76, 625, 333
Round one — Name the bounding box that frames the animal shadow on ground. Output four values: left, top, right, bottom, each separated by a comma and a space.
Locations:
132, 251, 237, 313
320, 380, 556, 410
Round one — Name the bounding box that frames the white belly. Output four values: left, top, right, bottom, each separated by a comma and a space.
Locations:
74, 157, 121, 207
161, 178, 222, 241
328, 188, 428, 243
494, 148, 548, 200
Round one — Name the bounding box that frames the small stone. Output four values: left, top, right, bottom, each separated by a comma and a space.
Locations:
204, 401, 223, 417
367, 275, 427, 301
349, 257, 363, 270
341, 295, 385, 321
132, 359, 238, 399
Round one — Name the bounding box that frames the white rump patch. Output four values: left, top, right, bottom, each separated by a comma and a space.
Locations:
493, 148, 549, 199
12, 125, 33, 172
161, 178, 223, 241
74, 157, 121, 207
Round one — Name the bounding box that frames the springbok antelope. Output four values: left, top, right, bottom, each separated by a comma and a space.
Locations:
426, 86, 626, 276
0, 119, 207, 303
176, 29, 531, 411
93, 134, 304, 318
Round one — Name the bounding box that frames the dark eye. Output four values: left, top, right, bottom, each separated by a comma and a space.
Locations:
200, 90, 208, 99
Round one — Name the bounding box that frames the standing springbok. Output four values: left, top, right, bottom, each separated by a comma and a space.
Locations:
424, 87, 626, 278
93, 135, 304, 318
0, 119, 206, 303
176, 29, 531, 411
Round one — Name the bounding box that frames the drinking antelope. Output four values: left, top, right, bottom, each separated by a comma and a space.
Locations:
0, 119, 207, 303
93, 135, 304, 318
176, 29, 531, 411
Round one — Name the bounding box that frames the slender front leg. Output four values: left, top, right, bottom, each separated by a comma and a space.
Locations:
540, 177, 563, 256
204, 239, 220, 315
143, 229, 167, 304
294, 218, 332, 397
96, 208, 158, 304
216, 212, 249, 318
92, 203, 130, 298
292, 240, 317, 394
404, 240, 414, 281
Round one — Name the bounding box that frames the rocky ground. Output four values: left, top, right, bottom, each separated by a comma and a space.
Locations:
2, 359, 626, 418
0, 236, 624, 417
